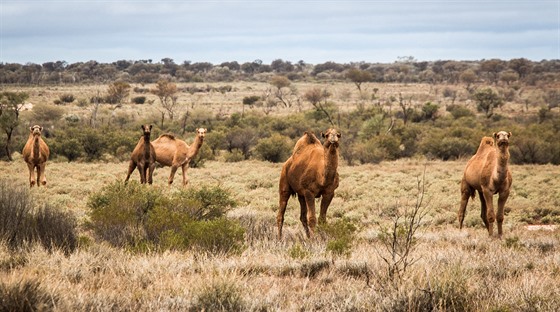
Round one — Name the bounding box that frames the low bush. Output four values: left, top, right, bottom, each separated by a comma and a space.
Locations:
131, 96, 146, 104
254, 133, 292, 163
88, 181, 243, 254
319, 218, 357, 258
59, 93, 75, 103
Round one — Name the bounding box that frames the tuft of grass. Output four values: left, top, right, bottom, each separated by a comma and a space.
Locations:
190, 280, 245, 312
0, 279, 59, 311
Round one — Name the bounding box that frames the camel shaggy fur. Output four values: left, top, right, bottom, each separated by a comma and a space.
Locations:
151, 128, 206, 186
458, 131, 513, 237
22, 125, 50, 187
125, 124, 156, 184
277, 128, 341, 238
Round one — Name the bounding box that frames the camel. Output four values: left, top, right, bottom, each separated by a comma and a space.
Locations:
151, 128, 207, 186
22, 125, 50, 187
125, 124, 156, 184
277, 128, 341, 239
458, 131, 513, 237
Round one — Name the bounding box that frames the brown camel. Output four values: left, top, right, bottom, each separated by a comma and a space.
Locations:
458, 131, 513, 237
277, 128, 341, 239
125, 124, 156, 184
151, 128, 207, 186
22, 125, 50, 187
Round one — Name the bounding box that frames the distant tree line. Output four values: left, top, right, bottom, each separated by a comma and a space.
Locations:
1, 57, 558, 86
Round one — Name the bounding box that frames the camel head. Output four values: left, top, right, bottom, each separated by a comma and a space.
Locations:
493, 131, 511, 148
196, 128, 207, 140
30, 125, 43, 137
141, 124, 153, 135
321, 128, 341, 147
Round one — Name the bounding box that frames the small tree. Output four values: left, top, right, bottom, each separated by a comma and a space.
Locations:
459, 69, 477, 91
151, 79, 178, 125
303, 87, 335, 125
107, 81, 131, 105
473, 88, 504, 118
346, 68, 372, 93
0, 92, 28, 161
268, 75, 297, 108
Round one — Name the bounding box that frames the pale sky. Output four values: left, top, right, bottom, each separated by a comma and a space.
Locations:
1, 0, 558, 65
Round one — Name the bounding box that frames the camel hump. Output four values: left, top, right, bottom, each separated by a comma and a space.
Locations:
475, 136, 494, 154
157, 133, 176, 141
293, 131, 321, 154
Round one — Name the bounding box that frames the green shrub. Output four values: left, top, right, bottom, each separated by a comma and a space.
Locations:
0, 280, 59, 311
225, 149, 245, 162
447, 104, 475, 119
59, 93, 75, 103
254, 133, 292, 163
88, 182, 243, 254
242, 95, 260, 105
319, 218, 357, 258
51, 136, 82, 161
131, 96, 146, 104
421, 135, 475, 160
288, 243, 310, 260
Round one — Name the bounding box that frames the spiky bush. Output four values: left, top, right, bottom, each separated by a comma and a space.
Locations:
189, 280, 245, 312
0, 280, 59, 311
0, 180, 77, 254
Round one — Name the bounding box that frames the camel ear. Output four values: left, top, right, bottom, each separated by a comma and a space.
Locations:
493, 132, 497, 139
30, 127, 33, 132
337, 132, 341, 138
321, 132, 326, 138
149, 125, 153, 130
508, 132, 512, 138
40, 126, 43, 131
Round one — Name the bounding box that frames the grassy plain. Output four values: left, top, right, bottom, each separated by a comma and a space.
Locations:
1, 157, 559, 310
1, 81, 559, 310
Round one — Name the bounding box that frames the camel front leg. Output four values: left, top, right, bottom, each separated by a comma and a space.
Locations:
319, 192, 334, 225
496, 190, 510, 237
482, 188, 496, 237
137, 163, 146, 184
38, 163, 47, 186
27, 163, 36, 187
298, 195, 309, 238
181, 162, 190, 187
147, 163, 155, 185
304, 193, 317, 238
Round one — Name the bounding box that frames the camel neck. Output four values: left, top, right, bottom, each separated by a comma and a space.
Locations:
143, 134, 151, 159
32, 135, 40, 161
189, 136, 203, 156
323, 143, 339, 183
495, 146, 510, 181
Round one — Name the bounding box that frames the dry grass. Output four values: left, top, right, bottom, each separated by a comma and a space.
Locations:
1, 157, 559, 310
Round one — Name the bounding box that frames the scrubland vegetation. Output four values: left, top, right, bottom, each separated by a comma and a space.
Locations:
1, 58, 559, 310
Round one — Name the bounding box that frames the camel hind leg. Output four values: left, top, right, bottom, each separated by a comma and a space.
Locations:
181, 162, 190, 187
147, 163, 155, 185
481, 188, 496, 237
125, 161, 136, 183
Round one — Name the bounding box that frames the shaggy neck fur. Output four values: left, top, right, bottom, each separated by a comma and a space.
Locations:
322, 142, 339, 185
143, 132, 151, 161
32, 134, 41, 162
